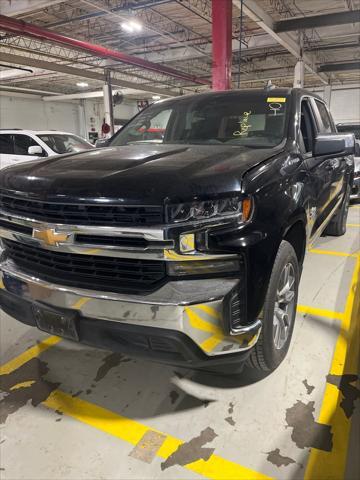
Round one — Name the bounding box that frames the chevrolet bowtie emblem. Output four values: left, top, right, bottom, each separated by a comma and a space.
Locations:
32, 228, 70, 246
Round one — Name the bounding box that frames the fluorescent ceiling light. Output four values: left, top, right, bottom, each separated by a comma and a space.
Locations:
76, 82, 89, 87
121, 20, 142, 33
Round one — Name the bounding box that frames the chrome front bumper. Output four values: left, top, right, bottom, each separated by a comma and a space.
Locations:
0, 258, 261, 357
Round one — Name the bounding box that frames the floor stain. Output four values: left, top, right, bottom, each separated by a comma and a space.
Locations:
150, 305, 159, 320
71, 390, 83, 398
129, 430, 167, 464
285, 400, 333, 451
169, 390, 180, 405
0, 358, 59, 424
85, 389, 92, 395
225, 416, 235, 426
266, 448, 296, 467
161, 426, 217, 470
94, 353, 131, 382
228, 402, 234, 414
327, 374, 360, 418
303, 379, 315, 395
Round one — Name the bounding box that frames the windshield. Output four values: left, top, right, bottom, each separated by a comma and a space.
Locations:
110, 93, 289, 148
38, 134, 93, 154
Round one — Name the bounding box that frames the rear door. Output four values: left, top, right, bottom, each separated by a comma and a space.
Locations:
311, 98, 346, 211
299, 97, 332, 238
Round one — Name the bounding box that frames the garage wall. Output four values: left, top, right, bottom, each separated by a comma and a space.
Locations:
0, 93, 81, 133
311, 86, 360, 123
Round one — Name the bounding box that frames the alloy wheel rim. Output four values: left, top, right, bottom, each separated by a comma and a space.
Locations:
273, 262, 296, 350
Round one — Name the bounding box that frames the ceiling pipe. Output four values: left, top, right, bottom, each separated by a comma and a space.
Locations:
0, 14, 210, 86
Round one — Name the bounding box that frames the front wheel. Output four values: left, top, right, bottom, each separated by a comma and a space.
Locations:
248, 240, 299, 372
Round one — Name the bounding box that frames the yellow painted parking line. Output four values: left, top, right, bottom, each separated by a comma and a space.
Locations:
304, 255, 360, 480
309, 248, 356, 257
0, 335, 61, 375
346, 223, 360, 227
296, 305, 344, 321
43, 389, 271, 480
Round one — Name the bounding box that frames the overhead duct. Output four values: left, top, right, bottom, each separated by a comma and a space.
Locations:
0, 14, 210, 86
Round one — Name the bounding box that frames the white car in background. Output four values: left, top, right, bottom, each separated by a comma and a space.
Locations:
0, 129, 93, 169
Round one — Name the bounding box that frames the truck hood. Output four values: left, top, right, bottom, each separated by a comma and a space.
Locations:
0, 144, 280, 204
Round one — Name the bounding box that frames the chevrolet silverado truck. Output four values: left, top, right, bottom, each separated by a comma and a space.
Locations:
0, 89, 355, 374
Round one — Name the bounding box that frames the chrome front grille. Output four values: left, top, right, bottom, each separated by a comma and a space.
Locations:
3, 239, 166, 294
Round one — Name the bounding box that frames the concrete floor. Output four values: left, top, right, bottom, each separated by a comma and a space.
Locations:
0, 205, 359, 480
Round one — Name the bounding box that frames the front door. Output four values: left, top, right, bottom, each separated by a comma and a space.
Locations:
299, 98, 332, 240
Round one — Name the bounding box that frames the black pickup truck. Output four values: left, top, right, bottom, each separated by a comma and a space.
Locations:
0, 88, 355, 374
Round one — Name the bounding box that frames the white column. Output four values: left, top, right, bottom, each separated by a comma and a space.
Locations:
293, 59, 304, 88
103, 69, 114, 136
323, 85, 332, 107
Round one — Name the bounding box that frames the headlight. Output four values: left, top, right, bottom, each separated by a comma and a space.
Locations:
166, 197, 252, 224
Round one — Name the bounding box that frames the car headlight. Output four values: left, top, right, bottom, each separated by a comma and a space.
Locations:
166, 196, 253, 224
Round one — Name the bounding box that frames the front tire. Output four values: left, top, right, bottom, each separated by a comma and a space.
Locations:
324, 186, 350, 237
248, 240, 299, 372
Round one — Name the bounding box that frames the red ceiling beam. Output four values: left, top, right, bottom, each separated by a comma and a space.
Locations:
211, 0, 232, 90
0, 14, 210, 86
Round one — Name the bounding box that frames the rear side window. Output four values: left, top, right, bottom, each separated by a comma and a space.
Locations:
314, 100, 334, 133
13, 134, 40, 155
0, 134, 14, 154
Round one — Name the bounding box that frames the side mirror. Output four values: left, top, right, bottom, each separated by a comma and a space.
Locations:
95, 138, 110, 148
355, 141, 360, 157
28, 145, 45, 156
314, 133, 355, 158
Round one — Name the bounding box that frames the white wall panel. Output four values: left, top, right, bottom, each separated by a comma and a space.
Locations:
0, 94, 80, 133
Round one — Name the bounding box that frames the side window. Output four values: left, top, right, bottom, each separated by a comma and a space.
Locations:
0, 134, 14, 154
13, 135, 41, 155
300, 100, 316, 154
314, 100, 334, 133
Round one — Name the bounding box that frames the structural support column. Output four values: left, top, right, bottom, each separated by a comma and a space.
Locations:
212, 0, 232, 90
103, 69, 114, 136
293, 31, 304, 88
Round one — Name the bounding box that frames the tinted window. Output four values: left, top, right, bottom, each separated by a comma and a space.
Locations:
13, 134, 40, 155
111, 93, 289, 148
300, 100, 316, 153
0, 134, 14, 154
38, 134, 92, 154
315, 100, 333, 133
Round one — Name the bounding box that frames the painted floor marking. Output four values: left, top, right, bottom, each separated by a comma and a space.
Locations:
346, 223, 360, 227
0, 335, 61, 376
42, 389, 272, 480
309, 248, 357, 258
296, 305, 344, 321
304, 255, 360, 480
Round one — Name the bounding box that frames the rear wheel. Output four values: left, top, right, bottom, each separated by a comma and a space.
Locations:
324, 186, 350, 237
248, 240, 299, 372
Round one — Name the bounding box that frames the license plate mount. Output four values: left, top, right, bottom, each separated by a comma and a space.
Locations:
33, 304, 79, 341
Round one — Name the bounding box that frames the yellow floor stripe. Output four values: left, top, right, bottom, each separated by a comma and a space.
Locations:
71, 297, 91, 309
296, 305, 344, 320
346, 223, 360, 227
304, 255, 360, 480
43, 390, 271, 480
309, 248, 356, 257
0, 335, 61, 375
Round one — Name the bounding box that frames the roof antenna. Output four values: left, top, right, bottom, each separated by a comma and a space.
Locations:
264, 80, 276, 91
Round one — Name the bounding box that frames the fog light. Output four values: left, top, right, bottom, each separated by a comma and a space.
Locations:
179, 233, 195, 253
167, 258, 240, 277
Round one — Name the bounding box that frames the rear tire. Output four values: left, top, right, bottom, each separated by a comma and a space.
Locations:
324, 186, 350, 237
248, 240, 299, 372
